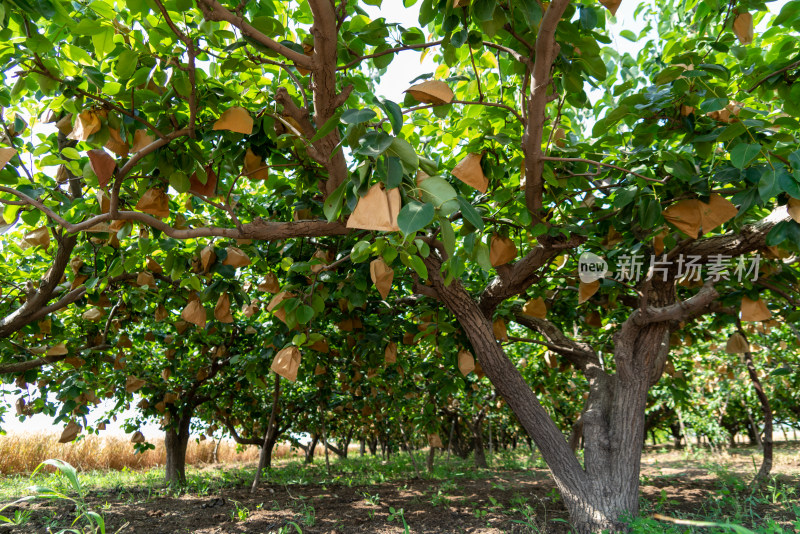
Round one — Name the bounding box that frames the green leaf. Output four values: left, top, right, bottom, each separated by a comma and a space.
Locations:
341, 108, 376, 125
619, 29, 637, 41
759, 168, 782, 201
296, 305, 314, 325
114, 50, 139, 79
397, 201, 434, 235
456, 196, 484, 231
311, 109, 343, 142
386, 156, 403, 189
472, 0, 495, 21
439, 214, 456, 257
418, 176, 458, 211
169, 171, 190, 193
324, 181, 347, 221
386, 137, 419, 170
351, 240, 371, 262
730, 143, 761, 169
408, 254, 428, 279
377, 99, 403, 135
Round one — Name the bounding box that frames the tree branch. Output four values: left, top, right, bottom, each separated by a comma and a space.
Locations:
541, 156, 666, 183
512, 312, 600, 372
522, 0, 571, 217
196, 0, 314, 69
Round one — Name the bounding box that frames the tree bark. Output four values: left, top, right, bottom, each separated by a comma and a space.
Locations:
471, 411, 487, 469
305, 434, 318, 464
251, 373, 281, 493
165, 413, 192, 488
738, 324, 773, 483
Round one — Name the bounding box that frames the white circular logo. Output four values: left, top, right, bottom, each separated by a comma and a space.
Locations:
578, 252, 608, 283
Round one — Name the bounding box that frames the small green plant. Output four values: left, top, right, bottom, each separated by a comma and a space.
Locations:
361, 491, 381, 506
387, 506, 410, 534
298, 503, 316, 526
0, 508, 31, 526
229, 500, 250, 522
276, 522, 303, 533
19, 459, 128, 534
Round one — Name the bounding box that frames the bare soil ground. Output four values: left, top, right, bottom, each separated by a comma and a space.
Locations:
2, 443, 799, 533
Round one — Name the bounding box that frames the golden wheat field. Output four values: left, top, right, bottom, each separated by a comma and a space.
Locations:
0, 432, 304, 475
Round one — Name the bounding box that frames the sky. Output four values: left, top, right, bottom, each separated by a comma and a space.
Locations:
1, 0, 789, 439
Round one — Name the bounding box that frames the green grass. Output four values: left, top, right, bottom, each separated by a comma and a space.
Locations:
0, 448, 797, 533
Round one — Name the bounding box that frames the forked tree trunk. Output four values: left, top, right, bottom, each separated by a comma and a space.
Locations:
165, 413, 192, 488
429, 267, 682, 532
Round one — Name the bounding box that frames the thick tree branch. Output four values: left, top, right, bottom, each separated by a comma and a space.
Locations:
479, 234, 585, 317
512, 312, 600, 372
196, 0, 314, 69
523, 0, 570, 217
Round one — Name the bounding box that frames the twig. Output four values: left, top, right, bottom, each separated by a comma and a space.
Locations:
540, 156, 667, 183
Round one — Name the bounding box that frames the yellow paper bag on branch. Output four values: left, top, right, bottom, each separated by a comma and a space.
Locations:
347, 183, 401, 232
214, 293, 234, 323
59, 421, 81, 443
405, 80, 454, 105
271, 346, 301, 382
490, 235, 517, 266
370, 257, 394, 299
458, 349, 475, 376
136, 188, 170, 219
181, 299, 206, 328
451, 153, 488, 193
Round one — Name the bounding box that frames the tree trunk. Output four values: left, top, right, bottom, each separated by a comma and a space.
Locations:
359, 438, 366, 456
368, 437, 377, 455
472, 412, 487, 469
165, 413, 192, 488
427, 445, 435, 473
251, 373, 281, 493
305, 434, 318, 464
738, 324, 773, 483
676, 407, 691, 452
428, 264, 685, 532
